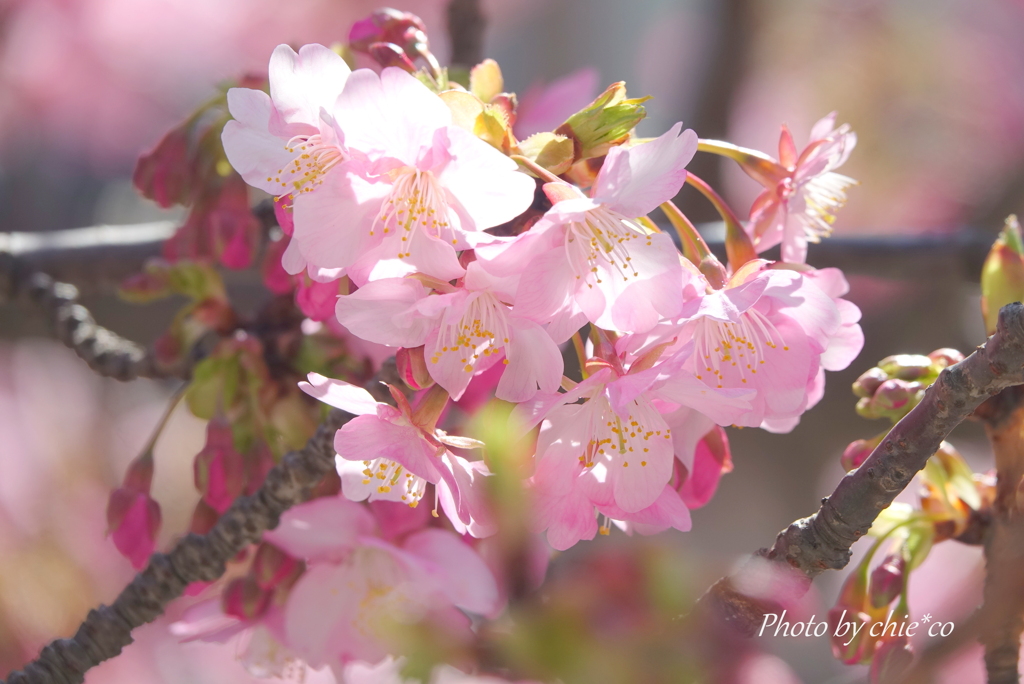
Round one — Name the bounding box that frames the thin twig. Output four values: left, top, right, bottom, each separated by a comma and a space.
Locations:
0, 254, 190, 381
1, 354, 402, 684
1, 406, 350, 684
697, 302, 1024, 636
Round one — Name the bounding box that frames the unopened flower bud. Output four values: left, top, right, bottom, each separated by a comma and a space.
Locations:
853, 367, 888, 398
252, 543, 300, 590
928, 347, 964, 370
869, 636, 913, 684
869, 553, 906, 608
871, 379, 916, 414
981, 216, 1024, 335
106, 488, 161, 569
410, 384, 450, 432
222, 575, 272, 622
194, 419, 247, 514
841, 438, 874, 471
555, 82, 649, 161
349, 9, 428, 55
878, 354, 933, 381
188, 499, 219, 536
829, 608, 872, 665
397, 346, 434, 390
366, 42, 417, 73
133, 126, 191, 208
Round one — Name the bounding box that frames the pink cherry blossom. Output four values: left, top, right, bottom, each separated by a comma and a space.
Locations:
524, 367, 678, 522
648, 261, 861, 431
477, 123, 697, 335
299, 373, 496, 537
747, 112, 858, 264
222, 43, 351, 200
262, 496, 501, 671
289, 66, 535, 285
334, 263, 563, 402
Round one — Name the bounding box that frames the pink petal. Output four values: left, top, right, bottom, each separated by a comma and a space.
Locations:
269, 44, 351, 127
333, 67, 451, 166
334, 414, 443, 485
592, 232, 684, 333
334, 277, 437, 347
284, 563, 364, 667
299, 373, 380, 415
594, 122, 698, 218
222, 89, 297, 195
436, 125, 535, 231
263, 496, 376, 562
290, 164, 391, 272
496, 318, 564, 402
402, 528, 501, 616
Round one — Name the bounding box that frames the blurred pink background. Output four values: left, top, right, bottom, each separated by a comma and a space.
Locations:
3, 0, 1024, 681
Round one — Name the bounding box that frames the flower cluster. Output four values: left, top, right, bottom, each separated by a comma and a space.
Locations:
220, 38, 862, 554
122, 8, 863, 681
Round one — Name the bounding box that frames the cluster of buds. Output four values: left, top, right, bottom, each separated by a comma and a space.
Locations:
842, 348, 964, 471
120, 259, 236, 368
852, 349, 964, 423
349, 9, 438, 75
132, 79, 263, 269
829, 543, 914, 681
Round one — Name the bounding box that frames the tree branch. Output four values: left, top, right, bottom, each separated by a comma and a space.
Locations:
1, 406, 353, 684
0, 254, 190, 381
446, 0, 485, 69
698, 302, 1024, 636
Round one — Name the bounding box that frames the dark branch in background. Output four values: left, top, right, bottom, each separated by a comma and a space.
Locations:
0, 403, 353, 684
0, 223, 998, 299
446, 0, 485, 70
0, 253, 188, 381
673, 0, 753, 222
698, 303, 1024, 636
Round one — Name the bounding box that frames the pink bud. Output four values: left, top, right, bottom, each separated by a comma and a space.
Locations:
869, 553, 906, 608
252, 543, 300, 590
543, 181, 580, 205
188, 499, 219, 536
677, 426, 732, 509
106, 489, 161, 569
349, 9, 428, 54
366, 42, 417, 72
873, 379, 913, 411
396, 346, 435, 390
122, 452, 155, 494
273, 195, 295, 236
853, 367, 888, 399
841, 439, 874, 471
262, 237, 294, 295
221, 576, 271, 622
829, 608, 873, 665
928, 347, 964, 369
295, 277, 342, 322
194, 420, 247, 514
870, 636, 913, 683
133, 126, 192, 208
208, 175, 259, 270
